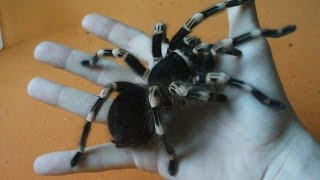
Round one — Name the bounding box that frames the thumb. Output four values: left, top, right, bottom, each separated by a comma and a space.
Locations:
227, 1, 260, 37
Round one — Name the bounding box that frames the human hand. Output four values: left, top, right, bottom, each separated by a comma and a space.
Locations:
28, 2, 319, 180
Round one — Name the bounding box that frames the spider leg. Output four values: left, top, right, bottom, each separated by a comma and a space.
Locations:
81, 48, 147, 77
148, 86, 177, 176
182, 35, 203, 53
225, 48, 243, 56
205, 72, 286, 110
144, 23, 168, 79
215, 25, 297, 53
183, 35, 201, 48
71, 83, 116, 167
193, 25, 297, 55
168, 0, 253, 51
193, 43, 242, 57
169, 35, 202, 54
71, 82, 147, 167
152, 23, 166, 62
161, 135, 178, 176
169, 82, 227, 102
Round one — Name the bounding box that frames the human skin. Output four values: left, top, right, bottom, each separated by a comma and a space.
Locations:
28, 2, 320, 180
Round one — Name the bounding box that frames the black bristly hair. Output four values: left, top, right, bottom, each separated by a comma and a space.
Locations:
70, 0, 296, 176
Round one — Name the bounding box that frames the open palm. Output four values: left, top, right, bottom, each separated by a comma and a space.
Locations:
29, 3, 297, 180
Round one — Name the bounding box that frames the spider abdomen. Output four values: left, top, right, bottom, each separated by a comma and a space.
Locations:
107, 86, 154, 148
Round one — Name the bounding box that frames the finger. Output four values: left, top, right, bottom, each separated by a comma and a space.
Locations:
34, 143, 136, 175
227, 1, 260, 37
28, 77, 111, 124
34, 41, 144, 86
82, 13, 168, 64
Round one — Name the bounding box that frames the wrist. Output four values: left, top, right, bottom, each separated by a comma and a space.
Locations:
264, 115, 320, 180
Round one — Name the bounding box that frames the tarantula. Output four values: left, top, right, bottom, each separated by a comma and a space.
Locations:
70, 0, 296, 176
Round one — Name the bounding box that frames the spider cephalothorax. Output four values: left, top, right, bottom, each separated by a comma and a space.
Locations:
71, 0, 296, 176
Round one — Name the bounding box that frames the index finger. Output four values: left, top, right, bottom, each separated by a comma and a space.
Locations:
82, 13, 168, 64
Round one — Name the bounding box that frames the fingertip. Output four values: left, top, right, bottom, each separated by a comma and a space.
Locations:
82, 13, 101, 30
227, 2, 260, 37
34, 41, 51, 60
27, 77, 63, 106
34, 152, 72, 175
27, 77, 42, 97
34, 154, 50, 175
82, 13, 117, 39
34, 41, 71, 68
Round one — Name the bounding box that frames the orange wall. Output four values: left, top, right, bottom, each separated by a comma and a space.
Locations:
0, 0, 319, 179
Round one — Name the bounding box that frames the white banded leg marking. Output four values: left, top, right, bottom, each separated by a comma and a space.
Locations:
86, 112, 95, 122
193, 43, 211, 54
168, 82, 192, 97
251, 29, 262, 38
148, 86, 160, 108
184, 36, 196, 45
143, 69, 151, 79
85, 83, 117, 122
197, 91, 211, 101
184, 13, 204, 31
96, 49, 106, 58
169, 82, 212, 101
216, 2, 226, 9
188, 90, 211, 101
206, 72, 231, 86
148, 86, 164, 136
154, 23, 165, 34
212, 39, 234, 53
193, 43, 219, 58
100, 83, 117, 98
71, 83, 117, 167
112, 48, 128, 58
87, 49, 106, 66
173, 50, 193, 68
154, 115, 165, 136
183, 35, 201, 47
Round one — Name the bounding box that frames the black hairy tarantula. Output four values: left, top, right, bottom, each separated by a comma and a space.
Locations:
70, 0, 296, 176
